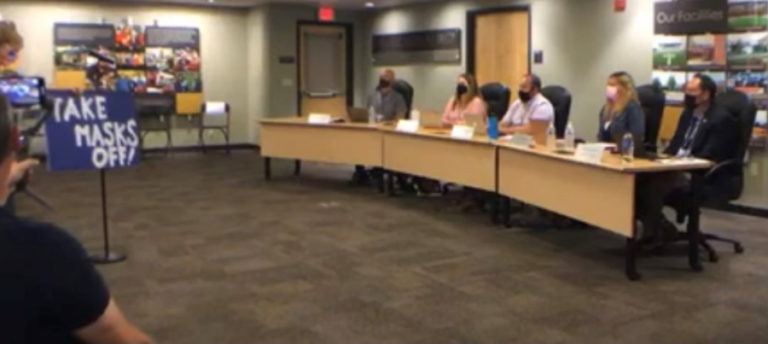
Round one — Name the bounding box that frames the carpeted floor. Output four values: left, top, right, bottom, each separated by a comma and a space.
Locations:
15, 150, 768, 344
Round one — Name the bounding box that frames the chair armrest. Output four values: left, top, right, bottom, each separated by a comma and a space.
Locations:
704, 159, 742, 182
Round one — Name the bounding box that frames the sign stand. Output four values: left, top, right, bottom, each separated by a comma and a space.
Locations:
89, 169, 126, 264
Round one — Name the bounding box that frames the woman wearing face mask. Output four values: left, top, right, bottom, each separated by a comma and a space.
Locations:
441, 73, 487, 126
597, 71, 645, 147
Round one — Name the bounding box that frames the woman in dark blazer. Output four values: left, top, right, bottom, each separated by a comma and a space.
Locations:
597, 71, 645, 148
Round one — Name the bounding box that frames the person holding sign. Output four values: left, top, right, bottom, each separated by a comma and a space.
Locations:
1, 95, 153, 344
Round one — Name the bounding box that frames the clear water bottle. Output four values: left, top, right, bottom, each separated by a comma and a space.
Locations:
368, 106, 376, 124
621, 132, 634, 162
546, 122, 556, 149
564, 122, 575, 149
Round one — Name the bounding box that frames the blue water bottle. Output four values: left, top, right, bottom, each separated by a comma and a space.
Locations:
487, 115, 499, 139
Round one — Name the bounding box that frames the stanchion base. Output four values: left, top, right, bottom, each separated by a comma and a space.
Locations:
90, 251, 127, 264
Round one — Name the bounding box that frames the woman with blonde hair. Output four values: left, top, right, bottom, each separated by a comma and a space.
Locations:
441, 73, 487, 126
598, 71, 645, 146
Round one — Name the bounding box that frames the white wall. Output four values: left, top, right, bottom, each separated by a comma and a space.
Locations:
365, 0, 654, 139
0, 1, 251, 147
247, 5, 269, 143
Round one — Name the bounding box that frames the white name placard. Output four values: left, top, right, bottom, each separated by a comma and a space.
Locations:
450, 125, 475, 140
574, 144, 609, 164
307, 113, 332, 125
509, 134, 533, 147
395, 119, 420, 133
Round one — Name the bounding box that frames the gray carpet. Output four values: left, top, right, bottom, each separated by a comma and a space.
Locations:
15, 151, 768, 344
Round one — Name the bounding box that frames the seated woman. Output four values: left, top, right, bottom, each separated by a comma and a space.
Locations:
597, 71, 645, 146
441, 73, 487, 127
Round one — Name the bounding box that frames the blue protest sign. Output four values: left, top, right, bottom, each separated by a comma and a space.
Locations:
45, 91, 141, 171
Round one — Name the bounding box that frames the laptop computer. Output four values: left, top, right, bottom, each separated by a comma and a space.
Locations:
464, 114, 487, 136
418, 109, 443, 128
347, 107, 370, 123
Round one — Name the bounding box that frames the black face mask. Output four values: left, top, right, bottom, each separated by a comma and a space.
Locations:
684, 94, 698, 109
379, 78, 390, 89
456, 84, 468, 96
518, 90, 532, 102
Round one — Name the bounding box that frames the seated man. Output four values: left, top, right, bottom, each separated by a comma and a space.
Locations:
0, 95, 152, 344
637, 74, 740, 242
499, 74, 554, 135
354, 69, 408, 186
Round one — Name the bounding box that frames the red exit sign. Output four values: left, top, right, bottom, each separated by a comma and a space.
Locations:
318, 5, 335, 22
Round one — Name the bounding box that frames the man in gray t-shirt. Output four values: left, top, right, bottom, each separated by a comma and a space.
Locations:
366, 69, 407, 121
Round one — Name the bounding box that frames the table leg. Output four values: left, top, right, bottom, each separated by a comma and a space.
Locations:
294, 160, 302, 176
264, 157, 272, 180
502, 197, 511, 227
377, 171, 385, 193
625, 236, 641, 281
688, 173, 703, 272
490, 192, 499, 225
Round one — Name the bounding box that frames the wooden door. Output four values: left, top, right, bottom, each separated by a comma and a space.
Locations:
473, 10, 530, 99
299, 25, 347, 117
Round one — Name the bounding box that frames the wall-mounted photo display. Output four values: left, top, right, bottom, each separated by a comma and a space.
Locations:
729, 0, 768, 32
115, 70, 147, 93
728, 70, 767, 93
54, 46, 88, 70
687, 34, 727, 70
115, 19, 145, 50
727, 32, 768, 69
654, 35, 687, 70
652, 70, 688, 102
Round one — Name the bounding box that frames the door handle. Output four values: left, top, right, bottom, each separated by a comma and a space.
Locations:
302, 90, 339, 98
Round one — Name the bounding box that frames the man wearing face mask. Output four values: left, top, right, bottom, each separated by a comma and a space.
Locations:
664, 74, 738, 162
499, 74, 554, 134
637, 74, 739, 244
366, 69, 407, 122
354, 69, 409, 186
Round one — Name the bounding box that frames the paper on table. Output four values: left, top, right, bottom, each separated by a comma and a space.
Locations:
308, 113, 332, 125
658, 157, 709, 165
396, 119, 419, 133
205, 101, 227, 116
450, 125, 475, 140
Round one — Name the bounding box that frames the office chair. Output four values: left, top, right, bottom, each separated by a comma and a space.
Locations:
480, 82, 511, 119
198, 101, 231, 154
392, 79, 414, 119
673, 89, 754, 262
384, 79, 417, 194
637, 84, 666, 153
540, 86, 572, 138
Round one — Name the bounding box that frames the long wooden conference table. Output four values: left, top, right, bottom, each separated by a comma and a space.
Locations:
260, 117, 713, 280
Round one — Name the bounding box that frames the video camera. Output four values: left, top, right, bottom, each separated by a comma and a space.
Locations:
0, 75, 47, 109
0, 74, 54, 210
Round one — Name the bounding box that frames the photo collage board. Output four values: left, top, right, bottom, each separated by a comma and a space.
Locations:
53, 21, 202, 114
653, 0, 768, 103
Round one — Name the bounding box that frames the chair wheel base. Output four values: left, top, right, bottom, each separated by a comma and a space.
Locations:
708, 252, 719, 263
626, 271, 642, 281
735, 243, 744, 254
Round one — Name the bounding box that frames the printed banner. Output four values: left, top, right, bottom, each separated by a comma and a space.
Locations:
45, 91, 140, 171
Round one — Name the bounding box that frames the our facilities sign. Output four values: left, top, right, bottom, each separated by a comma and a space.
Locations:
655, 0, 729, 34
45, 91, 140, 171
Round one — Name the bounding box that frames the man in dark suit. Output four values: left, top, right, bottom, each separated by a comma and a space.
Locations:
664, 74, 739, 163
637, 74, 739, 243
